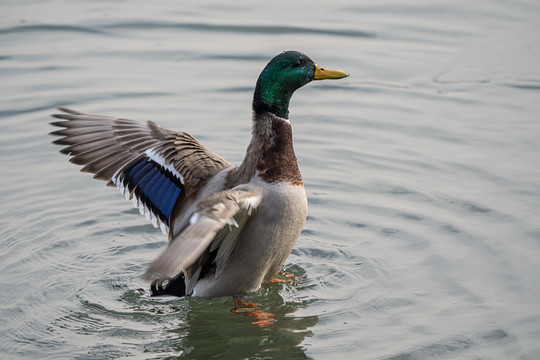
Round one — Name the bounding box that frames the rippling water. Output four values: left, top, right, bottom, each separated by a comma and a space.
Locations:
1, 0, 540, 358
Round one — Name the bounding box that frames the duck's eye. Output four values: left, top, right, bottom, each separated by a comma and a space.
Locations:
292, 60, 303, 68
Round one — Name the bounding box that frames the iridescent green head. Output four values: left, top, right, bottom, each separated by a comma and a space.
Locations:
253, 51, 349, 119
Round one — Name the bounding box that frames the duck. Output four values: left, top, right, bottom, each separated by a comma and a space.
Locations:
50, 51, 349, 298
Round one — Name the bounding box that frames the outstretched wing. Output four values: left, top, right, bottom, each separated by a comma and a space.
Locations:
143, 189, 262, 293
50, 107, 233, 234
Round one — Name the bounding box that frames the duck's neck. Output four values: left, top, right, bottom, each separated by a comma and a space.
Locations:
252, 74, 293, 119
232, 110, 303, 186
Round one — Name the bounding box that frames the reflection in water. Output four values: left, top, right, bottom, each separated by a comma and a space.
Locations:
43, 263, 317, 358
232, 271, 302, 328
147, 277, 318, 359
231, 300, 276, 328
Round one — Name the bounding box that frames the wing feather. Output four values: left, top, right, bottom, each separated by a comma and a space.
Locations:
143, 189, 262, 283
50, 107, 233, 235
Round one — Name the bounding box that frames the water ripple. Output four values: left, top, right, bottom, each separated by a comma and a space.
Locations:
383, 329, 512, 360
0, 24, 107, 35
504, 80, 540, 91
102, 21, 375, 38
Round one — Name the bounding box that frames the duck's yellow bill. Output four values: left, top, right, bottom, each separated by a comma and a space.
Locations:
313, 64, 349, 80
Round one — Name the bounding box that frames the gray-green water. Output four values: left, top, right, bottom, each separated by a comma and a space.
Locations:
2, 0, 540, 358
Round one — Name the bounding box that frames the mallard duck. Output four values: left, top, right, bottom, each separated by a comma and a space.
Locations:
50, 51, 349, 297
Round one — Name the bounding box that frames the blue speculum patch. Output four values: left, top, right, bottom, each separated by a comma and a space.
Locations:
122, 157, 183, 222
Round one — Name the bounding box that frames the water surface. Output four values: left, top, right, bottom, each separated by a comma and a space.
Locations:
1, 0, 540, 358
